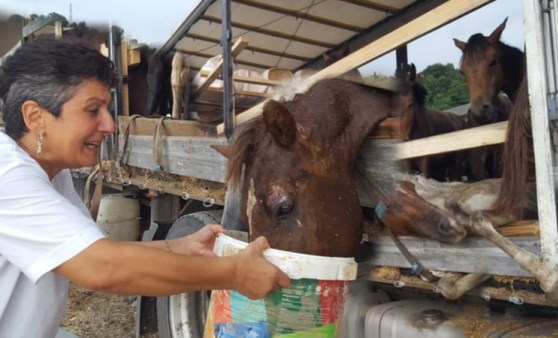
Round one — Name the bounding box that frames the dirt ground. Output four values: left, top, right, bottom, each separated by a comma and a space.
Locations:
61, 283, 159, 338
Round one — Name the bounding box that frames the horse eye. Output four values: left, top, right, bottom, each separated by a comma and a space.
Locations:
276, 202, 295, 220
489, 58, 497, 67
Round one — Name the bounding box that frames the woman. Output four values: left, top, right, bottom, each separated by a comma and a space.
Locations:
0, 37, 290, 337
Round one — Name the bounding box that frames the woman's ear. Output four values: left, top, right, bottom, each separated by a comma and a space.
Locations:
20, 100, 45, 132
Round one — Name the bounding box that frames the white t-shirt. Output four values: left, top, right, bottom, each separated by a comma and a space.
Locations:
0, 132, 105, 337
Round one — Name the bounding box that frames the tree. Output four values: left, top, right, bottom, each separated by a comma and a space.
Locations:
420, 63, 469, 111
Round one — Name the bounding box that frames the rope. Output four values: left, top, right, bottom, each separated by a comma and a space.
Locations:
355, 161, 438, 282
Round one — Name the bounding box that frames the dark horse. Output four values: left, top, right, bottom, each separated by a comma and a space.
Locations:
214, 78, 467, 257
454, 18, 532, 215
396, 63, 466, 181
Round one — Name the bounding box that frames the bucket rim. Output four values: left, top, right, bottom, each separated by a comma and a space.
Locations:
214, 233, 357, 281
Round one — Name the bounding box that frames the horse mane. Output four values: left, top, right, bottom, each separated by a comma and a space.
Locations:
499, 42, 526, 100
413, 82, 428, 108
225, 117, 265, 188
489, 77, 533, 217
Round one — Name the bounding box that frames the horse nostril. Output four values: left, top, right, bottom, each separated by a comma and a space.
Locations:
437, 219, 454, 236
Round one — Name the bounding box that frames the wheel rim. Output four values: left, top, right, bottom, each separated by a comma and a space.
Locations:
168, 291, 211, 338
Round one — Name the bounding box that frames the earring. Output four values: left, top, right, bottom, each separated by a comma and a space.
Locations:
36, 129, 44, 156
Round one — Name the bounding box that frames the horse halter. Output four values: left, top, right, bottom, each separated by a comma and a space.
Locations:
355, 162, 438, 282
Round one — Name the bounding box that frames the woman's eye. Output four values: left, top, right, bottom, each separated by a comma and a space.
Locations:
87, 108, 100, 115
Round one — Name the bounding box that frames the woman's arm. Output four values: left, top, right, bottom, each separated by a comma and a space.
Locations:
53, 235, 290, 300
130, 224, 223, 257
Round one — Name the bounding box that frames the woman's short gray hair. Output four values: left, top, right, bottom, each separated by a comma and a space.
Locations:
0, 37, 117, 139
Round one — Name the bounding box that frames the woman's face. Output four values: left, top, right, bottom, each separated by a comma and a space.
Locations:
42, 78, 114, 173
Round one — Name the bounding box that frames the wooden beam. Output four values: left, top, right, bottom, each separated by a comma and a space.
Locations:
396, 121, 508, 160
192, 38, 249, 100
199, 70, 283, 86
185, 33, 309, 61
217, 0, 491, 134
338, 0, 401, 13
232, 0, 364, 32
23, 17, 55, 38
201, 15, 336, 49
175, 49, 273, 70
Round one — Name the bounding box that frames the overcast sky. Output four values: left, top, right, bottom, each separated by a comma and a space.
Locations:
1, 0, 523, 76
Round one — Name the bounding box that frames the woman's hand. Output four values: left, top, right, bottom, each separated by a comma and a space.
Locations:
231, 236, 291, 299
167, 224, 223, 257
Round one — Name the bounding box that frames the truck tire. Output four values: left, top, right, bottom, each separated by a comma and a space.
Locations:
156, 209, 223, 338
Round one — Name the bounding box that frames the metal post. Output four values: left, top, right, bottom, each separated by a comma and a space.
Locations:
523, 0, 558, 268
107, 26, 123, 162
221, 0, 234, 141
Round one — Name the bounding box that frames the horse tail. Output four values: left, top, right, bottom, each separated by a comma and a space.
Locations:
489, 77, 532, 217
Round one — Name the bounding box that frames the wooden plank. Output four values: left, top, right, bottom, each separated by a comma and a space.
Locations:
104, 174, 225, 204
117, 116, 217, 136
395, 121, 507, 160
217, 0, 491, 134
120, 35, 130, 117
364, 235, 541, 277
192, 38, 249, 100
494, 221, 540, 237
523, 0, 558, 268
22, 17, 55, 37
200, 70, 283, 86
118, 135, 228, 183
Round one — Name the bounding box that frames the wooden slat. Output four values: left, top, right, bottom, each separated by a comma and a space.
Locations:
396, 121, 508, 160
118, 135, 228, 183
192, 38, 249, 100
217, 0, 491, 134
117, 116, 217, 137
495, 221, 540, 237
364, 235, 541, 277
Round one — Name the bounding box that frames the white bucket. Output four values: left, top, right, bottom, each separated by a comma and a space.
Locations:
96, 193, 140, 241
204, 233, 357, 338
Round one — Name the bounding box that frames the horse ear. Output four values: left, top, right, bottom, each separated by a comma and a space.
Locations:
488, 17, 508, 44
453, 38, 467, 52
210, 144, 233, 159
263, 99, 297, 148
409, 63, 417, 82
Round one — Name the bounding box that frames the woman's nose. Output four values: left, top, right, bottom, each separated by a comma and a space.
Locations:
100, 109, 116, 135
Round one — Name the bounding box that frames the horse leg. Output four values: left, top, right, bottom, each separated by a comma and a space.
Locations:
470, 211, 558, 299
436, 272, 491, 300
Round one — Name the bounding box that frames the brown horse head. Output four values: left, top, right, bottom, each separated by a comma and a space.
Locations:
216, 79, 393, 257
395, 63, 429, 140
381, 180, 467, 244
454, 18, 525, 124
454, 18, 508, 122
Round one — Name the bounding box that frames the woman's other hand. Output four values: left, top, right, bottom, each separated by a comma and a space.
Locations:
167, 224, 223, 257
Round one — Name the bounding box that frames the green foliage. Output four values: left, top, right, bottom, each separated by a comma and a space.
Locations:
420, 63, 469, 111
